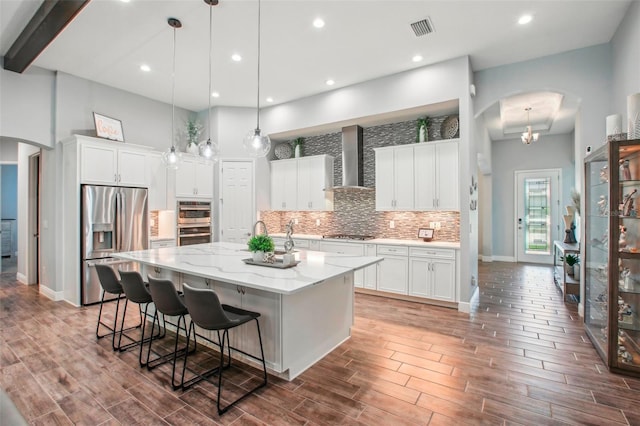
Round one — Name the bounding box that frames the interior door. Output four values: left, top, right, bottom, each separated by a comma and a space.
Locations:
515, 169, 561, 264
220, 160, 254, 243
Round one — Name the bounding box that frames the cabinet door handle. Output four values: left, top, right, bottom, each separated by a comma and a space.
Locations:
114, 174, 118, 182
118, 174, 121, 182
237, 286, 241, 293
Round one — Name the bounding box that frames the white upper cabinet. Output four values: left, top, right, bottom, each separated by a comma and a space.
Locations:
414, 140, 459, 211
374, 145, 414, 211
271, 155, 334, 211
175, 155, 214, 199
297, 155, 334, 211
146, 152, 167, 210
271, 159, 298, 210
81, 143, 147, 187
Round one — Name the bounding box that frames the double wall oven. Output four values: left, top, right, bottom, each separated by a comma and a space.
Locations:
177, 201, 212, 246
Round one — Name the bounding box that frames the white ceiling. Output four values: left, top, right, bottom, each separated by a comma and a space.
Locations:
0, 0, 632, 138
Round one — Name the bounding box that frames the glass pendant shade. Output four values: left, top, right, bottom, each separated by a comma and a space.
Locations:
162, 145, 181, 169
521, 125, 539, 145
199, 138, 219, 160
243, 128, 271, 158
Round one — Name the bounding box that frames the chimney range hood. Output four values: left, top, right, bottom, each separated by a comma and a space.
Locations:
331, 125, 372, 191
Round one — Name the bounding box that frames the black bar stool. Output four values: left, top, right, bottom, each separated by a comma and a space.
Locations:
94, 264, 140, 351
118, 270, 165, 365
181, 283, 267, 415
146, 276, 195, 390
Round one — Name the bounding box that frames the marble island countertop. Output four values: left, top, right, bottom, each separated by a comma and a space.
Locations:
114, 242, 382, 295
270, 233, 460, 249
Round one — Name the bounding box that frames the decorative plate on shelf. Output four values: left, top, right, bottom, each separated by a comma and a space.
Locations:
441, 115, 459, 139
274, 143, 293, 160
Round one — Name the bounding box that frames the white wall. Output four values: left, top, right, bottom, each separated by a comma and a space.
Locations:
0, 65, 55, 148
0, 142, 18, 161
491, 134, 575, 259
611, 0, 640, 130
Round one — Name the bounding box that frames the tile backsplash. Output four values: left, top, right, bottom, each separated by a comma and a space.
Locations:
261, 190, 460, 242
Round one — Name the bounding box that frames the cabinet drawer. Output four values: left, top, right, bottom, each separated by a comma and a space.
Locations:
409, 247, 455, 259
377, 245, 408, 256
151, 239, 176, 249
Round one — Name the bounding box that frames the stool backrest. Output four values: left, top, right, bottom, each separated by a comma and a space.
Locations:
119, 270, 151, 304
182, 284, 232, 331
147, 276, 188, 316
95, 264, 123, 294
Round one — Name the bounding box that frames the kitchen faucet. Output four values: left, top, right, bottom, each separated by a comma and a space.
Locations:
253, 220, 268, 237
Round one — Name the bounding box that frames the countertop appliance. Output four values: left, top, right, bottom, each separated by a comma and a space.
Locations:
81, 185, 148, 305
177, 201, 212, 246
322, 234, 375, 241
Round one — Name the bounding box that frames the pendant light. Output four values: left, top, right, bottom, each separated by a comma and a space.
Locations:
242, 0, 271, 157
521, 107, 539, 145
199, 0, 220, 161
162, 17, 183, 169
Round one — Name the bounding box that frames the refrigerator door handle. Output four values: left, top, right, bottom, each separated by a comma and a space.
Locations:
115, 191, 121, 253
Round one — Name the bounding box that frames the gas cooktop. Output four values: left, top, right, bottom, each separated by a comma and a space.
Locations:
322, 234, 375, 241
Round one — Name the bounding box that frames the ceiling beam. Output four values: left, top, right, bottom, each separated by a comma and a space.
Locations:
3, 0, 90, 73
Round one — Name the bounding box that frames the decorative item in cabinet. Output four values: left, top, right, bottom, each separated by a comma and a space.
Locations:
584, 138, 640, 375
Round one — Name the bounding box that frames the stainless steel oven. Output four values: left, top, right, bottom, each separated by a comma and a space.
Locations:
177, 201, 211, 246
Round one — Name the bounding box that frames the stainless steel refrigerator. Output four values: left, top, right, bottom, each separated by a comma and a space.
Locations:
81, 185, 148, 305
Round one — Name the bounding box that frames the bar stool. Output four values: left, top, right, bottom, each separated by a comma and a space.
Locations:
146, 276, 195, 390
182, 283, 267, 415
118, 270, 165, 366
94, 264, 140, 351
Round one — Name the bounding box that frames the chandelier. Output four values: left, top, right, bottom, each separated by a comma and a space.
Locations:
521, 107, 539, 145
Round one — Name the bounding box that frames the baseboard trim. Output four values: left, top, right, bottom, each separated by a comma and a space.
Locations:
481, 255, 493, 262
578, 302, 584, 318
16, 272, 28, 284
39, 286, 65, 302
458, 286, 479, 313
492, 255, 516, 262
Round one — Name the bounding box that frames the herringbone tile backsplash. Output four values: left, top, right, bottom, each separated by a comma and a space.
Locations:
262, 116, 460, 242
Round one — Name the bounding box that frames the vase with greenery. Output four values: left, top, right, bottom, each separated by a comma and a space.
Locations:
185, 119, 203, 154
564, 254, 579, 276
417, 116, 431, 142
292, 137, 304, 158
247, 234, 275, 262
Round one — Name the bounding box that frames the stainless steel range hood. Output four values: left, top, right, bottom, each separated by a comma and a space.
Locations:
332, 125, 372, 191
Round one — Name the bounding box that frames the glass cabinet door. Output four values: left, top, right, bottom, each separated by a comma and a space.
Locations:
584, 147, 610, 364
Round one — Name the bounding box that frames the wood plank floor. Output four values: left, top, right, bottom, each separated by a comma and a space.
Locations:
2, 262, 640, 425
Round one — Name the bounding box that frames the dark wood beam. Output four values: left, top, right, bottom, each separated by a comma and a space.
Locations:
3, 0, 90, 73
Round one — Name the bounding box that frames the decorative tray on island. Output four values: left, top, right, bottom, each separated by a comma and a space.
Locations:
242, 258, 300, 269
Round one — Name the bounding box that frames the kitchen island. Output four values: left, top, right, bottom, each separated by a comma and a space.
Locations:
114, 242, 382, 380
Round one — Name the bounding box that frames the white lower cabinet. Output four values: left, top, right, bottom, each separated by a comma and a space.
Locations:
408, 247, 456, 302
376, 245, 408, 294
150, 238, 176, 249
319, 241, 365, 287
363, 243, 377, 290
213, 281, 282, 372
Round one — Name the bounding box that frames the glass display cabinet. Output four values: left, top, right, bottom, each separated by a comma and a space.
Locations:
584, 139, 640, 374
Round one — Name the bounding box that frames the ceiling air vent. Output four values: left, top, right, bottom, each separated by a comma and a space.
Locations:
410, 17, 434, 37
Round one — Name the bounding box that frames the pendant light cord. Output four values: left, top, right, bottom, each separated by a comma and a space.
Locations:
255, 0, 262, 131
207, 2, 213, 142
171, 24, 177, 149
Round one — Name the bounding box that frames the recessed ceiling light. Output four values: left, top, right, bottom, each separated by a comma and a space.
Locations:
120, 0, 130, 3
326, 79, 335, 86
140, 64, 150, 72
231, 53, 242, 62
412, 55, 423, 62
266, 97, 274, 103
518, 14, 533, 25
313, 18, 325, 28
211, 91, 220, 98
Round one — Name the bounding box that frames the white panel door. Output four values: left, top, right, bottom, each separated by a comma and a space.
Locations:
81, 144, 117, 185
393, 145, 415, 210
118, 149, 147, 187
220, 160, 254, 243
435, 142, 459, 210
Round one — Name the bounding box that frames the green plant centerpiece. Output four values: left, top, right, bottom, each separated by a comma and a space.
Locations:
564, 254, 579, 276
185, 119, 203, 153
247, 234, 275, 262
416, 116, 431, 142
292, 137, 304, 157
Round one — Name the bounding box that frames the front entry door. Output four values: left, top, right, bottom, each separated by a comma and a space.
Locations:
515, 169, 561, 264
220, 160, 254, 243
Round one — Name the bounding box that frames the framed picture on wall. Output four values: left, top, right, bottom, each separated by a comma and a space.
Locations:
93, 112, 124, 142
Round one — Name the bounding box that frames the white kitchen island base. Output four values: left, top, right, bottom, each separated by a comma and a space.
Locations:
116, 242, 379, 381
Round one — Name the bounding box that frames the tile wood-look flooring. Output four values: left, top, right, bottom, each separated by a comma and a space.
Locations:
3, 262, 640, 425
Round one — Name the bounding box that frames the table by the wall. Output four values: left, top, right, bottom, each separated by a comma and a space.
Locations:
553, 240, 580, 301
